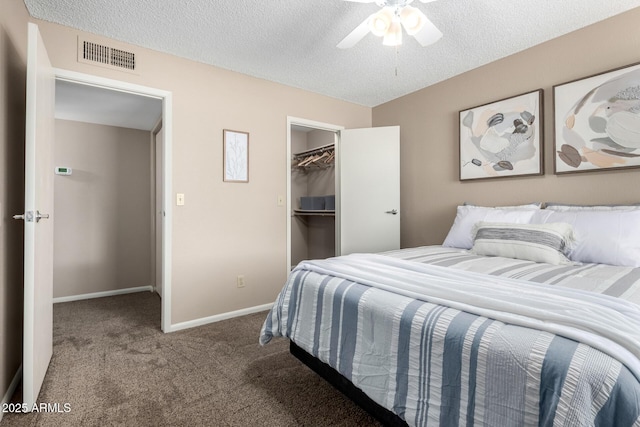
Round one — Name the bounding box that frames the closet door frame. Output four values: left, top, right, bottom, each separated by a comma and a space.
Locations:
286, 117, 343, 273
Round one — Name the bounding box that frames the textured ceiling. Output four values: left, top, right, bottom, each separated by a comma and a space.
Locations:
24, 0, 640, 107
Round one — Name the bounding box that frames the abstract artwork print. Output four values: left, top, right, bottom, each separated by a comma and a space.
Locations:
554, 63, 640, 174
459, 89, 543, 181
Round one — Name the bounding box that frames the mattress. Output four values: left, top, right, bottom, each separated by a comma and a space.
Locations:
260, 246, 640, 426
384, 246, 640, 304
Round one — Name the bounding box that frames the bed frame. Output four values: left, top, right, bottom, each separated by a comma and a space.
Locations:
290, 341, 408, 427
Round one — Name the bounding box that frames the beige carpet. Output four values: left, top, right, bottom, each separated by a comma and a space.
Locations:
3, 292, 380, 426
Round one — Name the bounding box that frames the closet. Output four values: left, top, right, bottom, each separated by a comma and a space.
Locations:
287, 118, 401, 271
290, 127, 337, 266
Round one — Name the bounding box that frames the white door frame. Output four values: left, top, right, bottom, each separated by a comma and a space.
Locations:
286, 116, 343, 273
54, 68, 173, 332
151, 119, 163, 298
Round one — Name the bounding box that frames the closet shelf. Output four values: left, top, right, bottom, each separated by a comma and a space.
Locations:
293, 209, 335, 217
292, 143, 334, 159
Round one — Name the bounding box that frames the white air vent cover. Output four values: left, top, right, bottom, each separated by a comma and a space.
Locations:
77, 36, 137, 73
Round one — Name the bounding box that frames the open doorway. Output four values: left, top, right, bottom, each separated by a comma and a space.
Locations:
286, 117, 401, 275
286, 117, 344, 273
52, 70, 172, 331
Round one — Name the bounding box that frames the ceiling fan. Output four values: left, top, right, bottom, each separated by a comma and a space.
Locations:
337, 0, 442, 49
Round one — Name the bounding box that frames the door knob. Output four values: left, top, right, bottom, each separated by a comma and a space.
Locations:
35, 211, 50, 222
12, 211, 49, 222
385, 209, 398, 215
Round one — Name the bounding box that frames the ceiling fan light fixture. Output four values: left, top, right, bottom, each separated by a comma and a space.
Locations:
400, 6, 426, 35
336, 0, 441, 50
382, 18, 402, 46
369, 7, 393, 37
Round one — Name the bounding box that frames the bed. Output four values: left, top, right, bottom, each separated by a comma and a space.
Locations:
260, 204, 640, 426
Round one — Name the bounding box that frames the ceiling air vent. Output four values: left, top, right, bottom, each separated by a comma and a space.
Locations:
78, 37, 137, 74
82, 41, 110, 65
110, 48, 135, 71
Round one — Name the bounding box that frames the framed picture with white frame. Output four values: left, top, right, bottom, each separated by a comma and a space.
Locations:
223, 129, 249, 183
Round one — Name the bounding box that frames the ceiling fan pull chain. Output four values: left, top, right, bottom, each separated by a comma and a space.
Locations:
395, 45, 399, 77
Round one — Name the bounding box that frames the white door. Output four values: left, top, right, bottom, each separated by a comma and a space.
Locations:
339, 126, 400, 255
17, 23, 55, 408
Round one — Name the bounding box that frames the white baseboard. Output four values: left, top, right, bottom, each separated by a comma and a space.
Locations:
53, 286, 154, 304
168, 303, 273, 332
0, 364, 22, 423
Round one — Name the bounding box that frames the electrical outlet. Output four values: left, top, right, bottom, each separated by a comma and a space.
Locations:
237, 275, 245, 288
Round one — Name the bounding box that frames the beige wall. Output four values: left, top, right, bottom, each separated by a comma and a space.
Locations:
0, 0, 27, 411
54, 120, 151, 298
373, 8, 640, 248
20, 1, 371, 324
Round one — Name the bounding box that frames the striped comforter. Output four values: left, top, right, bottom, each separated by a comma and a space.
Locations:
260, 246, 640, 426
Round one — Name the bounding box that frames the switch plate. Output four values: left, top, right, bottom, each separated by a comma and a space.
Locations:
237, 275, 245, 288
277, 195, 285, 207
176, 193, 185, 206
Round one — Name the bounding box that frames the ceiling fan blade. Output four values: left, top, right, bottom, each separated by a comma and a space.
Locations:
337, 15, 373, 49
412, 15, 443, 46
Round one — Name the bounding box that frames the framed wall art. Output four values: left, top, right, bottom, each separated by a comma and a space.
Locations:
223, 129, 249, 182
459, 89, 543, 181
553, 62, 640, 174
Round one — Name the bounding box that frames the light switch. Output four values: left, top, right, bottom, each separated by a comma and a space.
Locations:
176, 193, 185, 206
277, 195, 285, 207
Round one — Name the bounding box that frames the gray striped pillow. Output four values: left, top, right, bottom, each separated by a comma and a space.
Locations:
471, 222, 576, 265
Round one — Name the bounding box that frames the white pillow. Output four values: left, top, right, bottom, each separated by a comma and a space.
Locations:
530, 209, 640, 267
442, 205, 538, 250
545, 203, 640, 211
471, 222, 575, 265
465, 202, 543, 209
